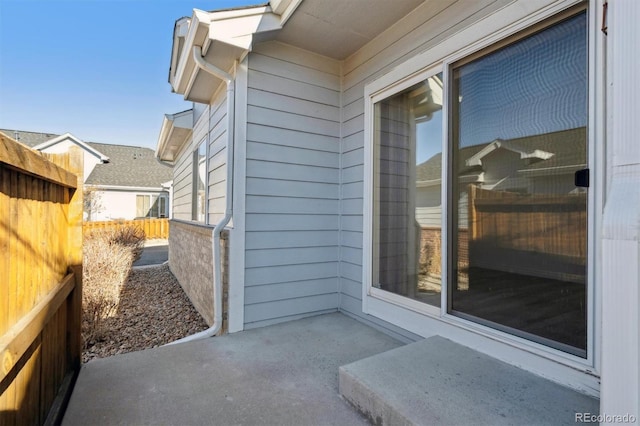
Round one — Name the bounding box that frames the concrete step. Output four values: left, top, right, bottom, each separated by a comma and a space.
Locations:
339, 336, 599, 426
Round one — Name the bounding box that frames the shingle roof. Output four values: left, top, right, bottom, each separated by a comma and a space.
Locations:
85, 143, 172, 188
0, 128, 172, 188
0, 129, 59, 148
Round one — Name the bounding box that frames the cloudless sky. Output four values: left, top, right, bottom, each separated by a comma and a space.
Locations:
0, 0, 257, 150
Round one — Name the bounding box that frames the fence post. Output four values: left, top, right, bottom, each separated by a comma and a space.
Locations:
66, 147, 83, 371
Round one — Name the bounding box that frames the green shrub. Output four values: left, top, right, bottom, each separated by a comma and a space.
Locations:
82, 226, 146, 346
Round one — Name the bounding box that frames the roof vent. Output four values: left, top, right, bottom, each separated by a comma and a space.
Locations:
13, 131, 20, 141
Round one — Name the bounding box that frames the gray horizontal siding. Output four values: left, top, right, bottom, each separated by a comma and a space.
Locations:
171, 105, 211, 221
245, 294, 338, 325
207, 93, 227, 225
244, 42, 341, 329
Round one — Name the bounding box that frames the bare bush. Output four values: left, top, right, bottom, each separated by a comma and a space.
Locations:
82, 226, 146, 346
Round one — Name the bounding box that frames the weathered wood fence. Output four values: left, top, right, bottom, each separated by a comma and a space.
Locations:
0, 135, 83, 425
83, 218, 169, 240
468, 186, 587, 282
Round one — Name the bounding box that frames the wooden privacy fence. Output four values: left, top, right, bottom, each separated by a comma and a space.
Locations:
83, 218, 169, 239
0, 135, 83, 425
467, 186, 587, 282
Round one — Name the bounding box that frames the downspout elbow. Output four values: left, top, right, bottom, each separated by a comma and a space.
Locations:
192, 46, 232, 84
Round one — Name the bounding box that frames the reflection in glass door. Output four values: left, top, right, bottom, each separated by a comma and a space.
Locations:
450, 12, 588, 356
373, 74, 443, 307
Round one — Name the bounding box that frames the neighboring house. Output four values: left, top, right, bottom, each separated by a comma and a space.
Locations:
1, 129, 172, 221
156, 0, 640, 418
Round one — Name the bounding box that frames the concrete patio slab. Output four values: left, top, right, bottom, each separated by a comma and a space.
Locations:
63, 312, 402, 425
339, 336, 599, 426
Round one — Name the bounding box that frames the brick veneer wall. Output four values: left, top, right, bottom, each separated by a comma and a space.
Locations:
168, 220, 228, 331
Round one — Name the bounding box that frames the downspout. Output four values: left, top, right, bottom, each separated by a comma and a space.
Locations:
169, 45, 235, 344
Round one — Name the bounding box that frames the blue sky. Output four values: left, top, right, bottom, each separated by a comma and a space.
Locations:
0, 0, 256, 150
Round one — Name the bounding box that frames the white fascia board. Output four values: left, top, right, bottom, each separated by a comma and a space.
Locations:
91, 184, 167, 192
278, 0, 303, 26
174, 9, 211, 95
170, 17, 191, 88
34, 132, 109, 162
270, 0, 291, 15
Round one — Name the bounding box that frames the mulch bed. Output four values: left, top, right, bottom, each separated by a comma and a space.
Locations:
82, 264, 208, 363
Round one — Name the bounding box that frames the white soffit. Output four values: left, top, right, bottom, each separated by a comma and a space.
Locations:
275, 0, 425, 60
156, 109, 193, 162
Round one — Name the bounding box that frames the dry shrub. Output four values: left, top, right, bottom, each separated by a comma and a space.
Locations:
83, 226, 146, 346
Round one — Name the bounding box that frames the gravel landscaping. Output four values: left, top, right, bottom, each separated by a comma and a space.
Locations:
82, 264, 208, 363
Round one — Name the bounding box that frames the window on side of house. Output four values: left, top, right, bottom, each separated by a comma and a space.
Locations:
192, 139, 207, 222
370, 10, 588, 357
136, 194, 169, 218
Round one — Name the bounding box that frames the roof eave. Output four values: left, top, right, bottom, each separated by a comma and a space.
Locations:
170, 5, 284, 103
34, 132, 110, 163
156, 110, 194, 163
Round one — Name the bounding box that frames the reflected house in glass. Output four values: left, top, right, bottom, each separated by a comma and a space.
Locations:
155, 0, 639, 419
416, 127, 587, 280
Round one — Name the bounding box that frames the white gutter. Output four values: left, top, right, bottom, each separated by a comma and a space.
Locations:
169, 45, 235, 345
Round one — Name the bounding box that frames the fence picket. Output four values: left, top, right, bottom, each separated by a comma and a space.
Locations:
0, 133, 83, 425
83, 218, 169, 240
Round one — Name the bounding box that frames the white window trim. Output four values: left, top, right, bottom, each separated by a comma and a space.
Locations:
192, 136, 209, 223
362, 0, 602, 396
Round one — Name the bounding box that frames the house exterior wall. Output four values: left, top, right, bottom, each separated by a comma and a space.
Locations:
338, 0, 511, 338
600, 0, 640, 416
171, 134, 198, 220
174, 102, 210, 221
39, 139, 101, 181
88, 189, 168, 221
168, 220, 229, 327
171, 89, 228, 223
207, 92, 228, 225
242, 42, 342, 329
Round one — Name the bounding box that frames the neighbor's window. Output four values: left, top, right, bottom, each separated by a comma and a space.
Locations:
192, 139, 207, 222
136, 195, 169, 218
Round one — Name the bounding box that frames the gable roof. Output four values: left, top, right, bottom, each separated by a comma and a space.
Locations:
85, 143, 172, 188
0, 129, 59, 148
33, 132, 110, 163
0, 128, 172, 189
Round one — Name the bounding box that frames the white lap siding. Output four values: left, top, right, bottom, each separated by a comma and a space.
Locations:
207, 93, 228, 225
170, 89, 228, 223
172, 105, 210, 221
243, 42, 341, 329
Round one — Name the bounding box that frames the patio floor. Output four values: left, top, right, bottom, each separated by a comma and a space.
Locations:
62, 312, 403, 425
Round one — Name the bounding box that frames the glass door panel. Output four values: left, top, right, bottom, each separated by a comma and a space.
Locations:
373, 74, 443, 307
450, 13, 588, 356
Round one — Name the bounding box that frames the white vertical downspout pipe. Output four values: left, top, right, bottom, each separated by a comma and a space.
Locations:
169, 46, 235, 345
